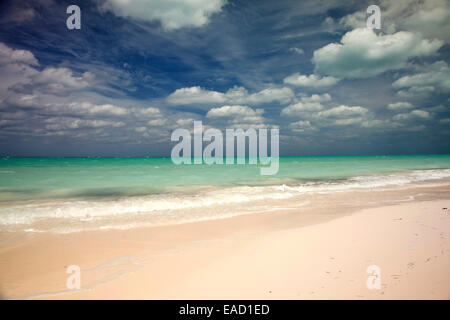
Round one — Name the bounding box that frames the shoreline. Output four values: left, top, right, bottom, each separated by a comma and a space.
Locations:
0, 185, 449, 299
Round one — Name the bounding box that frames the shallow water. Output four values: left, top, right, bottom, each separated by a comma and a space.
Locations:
1, 155, 449, 232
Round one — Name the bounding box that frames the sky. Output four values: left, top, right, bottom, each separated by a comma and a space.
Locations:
0, 0, 449, 157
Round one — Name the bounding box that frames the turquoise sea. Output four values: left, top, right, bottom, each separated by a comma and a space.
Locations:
1, 155, 449, 233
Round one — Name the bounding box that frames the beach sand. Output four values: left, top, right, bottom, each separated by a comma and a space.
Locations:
0, 193, 449, 299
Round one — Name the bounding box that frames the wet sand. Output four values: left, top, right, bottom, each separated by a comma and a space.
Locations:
0, 186, 449, 299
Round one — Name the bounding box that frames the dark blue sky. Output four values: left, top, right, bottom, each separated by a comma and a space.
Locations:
0, 0, 449, 156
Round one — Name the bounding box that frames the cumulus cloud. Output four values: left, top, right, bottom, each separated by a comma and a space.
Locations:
0, 42, 172, 142
290, 47, 304, 54
339, 11, 365, 30
167, 86, 294, 106
244, 87, 294, 105
0, 42, 38, 66
312, 28, 443, 79
0, 42, 95, 98
281, 101, 324, 116
340, 0, 450, 43
289, 120, 316, 133
397, 86, 436, 98
298, 93, 332, 103
317, 105, 368, 118
166, 86, 225, 104
402, 0, 450, 42
101, 0, 226, 30
360, 119, 393, 129
283, 101, 394, 130
206, 105, 268, 129
147, 118, 167, 126
133, 106, 163, 117
330, 117, 366, 126
206, 105, 262, 118
301, 105, 371, 128
393, 110, 432, 121
4, 94, 166, 120
44, 118, 125, 131
387, 102, 415, 111
283, 73, 339, 87
393, 61, 450, 96
281, 94, 332, 117
175, 118, 197, 127
429, 105, 449, 113
63, 102, 129, 116
12, 67, 94, 96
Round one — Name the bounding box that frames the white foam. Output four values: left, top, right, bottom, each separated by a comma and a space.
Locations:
282, 169, 450, 194
0, 186, 293, 226
1, 169, 449, 233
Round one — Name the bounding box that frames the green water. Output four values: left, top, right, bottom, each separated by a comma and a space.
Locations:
1, 155, 450, 202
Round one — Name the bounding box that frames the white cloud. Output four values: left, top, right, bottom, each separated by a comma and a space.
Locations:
289, 120, 316, 133
387, 102, 414, 111
134, 106, 162, 117
393, 61, 450, 95
281, 92, 332, 117
331, 117, 365, 126
102, 0, 226, 30
176, 118, 196, 127
0, 43, 173, 142
340, 0, 450, 43
167, 86, 294, 106
396, 86, 436, 99
167, 86, 226, 104
393, 110, 432, 121
5, 97, 167, 122
290, 47, 304, 55
312, 28, 443, 79
299, 93, 332, 103
283, 73, 339, 87
339, 11, 365, 30
281, 102, 324, 116
135, 126, 147, 133
16, 101, 129, 117
283, 103, 377, 129
245, 87, 294, 105
401, 0, 450, 42
73, 102, 128, 116
206, 105, 268, 129
147, 118, 167, 126
20, 67, 93, 96
0, 43, 95, 98
44, 118, 125, 131
429, 105, 449, 113
207, 105, 263, 119
360, 119, 392, 128
317, 105, 368, 118
0, 42, 38, 66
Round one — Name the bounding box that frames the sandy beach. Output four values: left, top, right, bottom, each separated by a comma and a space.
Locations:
0, 186, 449, 300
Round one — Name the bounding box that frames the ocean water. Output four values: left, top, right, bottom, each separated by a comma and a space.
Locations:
1, 155, 450, 233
